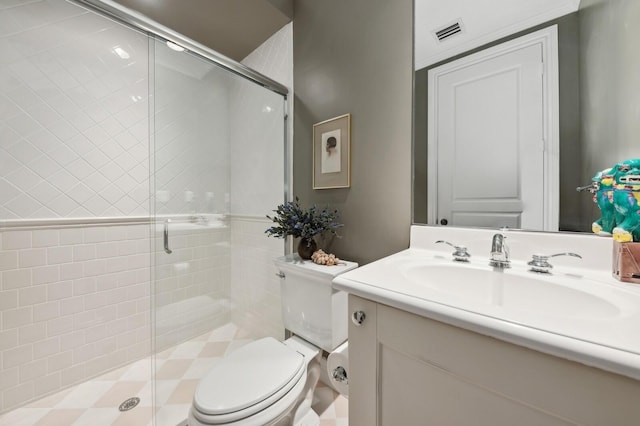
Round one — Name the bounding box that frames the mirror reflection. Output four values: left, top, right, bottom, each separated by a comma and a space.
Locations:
413, 0, 640, 233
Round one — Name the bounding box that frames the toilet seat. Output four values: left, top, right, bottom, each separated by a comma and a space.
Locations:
192, 337, 305, 424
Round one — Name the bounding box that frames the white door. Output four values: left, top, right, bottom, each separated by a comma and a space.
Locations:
428, 27, 559, 231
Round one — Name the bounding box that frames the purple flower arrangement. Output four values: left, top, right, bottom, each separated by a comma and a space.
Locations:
265, 197, 343, 241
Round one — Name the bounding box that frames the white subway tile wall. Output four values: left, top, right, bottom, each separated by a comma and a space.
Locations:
230, 217, 285, 340
0, 221, 258, 413
0, 223, 152, 413
153, 222, 233, 351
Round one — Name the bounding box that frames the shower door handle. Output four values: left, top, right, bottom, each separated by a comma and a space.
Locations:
164, 219, 173, 254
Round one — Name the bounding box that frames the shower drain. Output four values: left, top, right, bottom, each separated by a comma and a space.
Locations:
118, 397, 140, 412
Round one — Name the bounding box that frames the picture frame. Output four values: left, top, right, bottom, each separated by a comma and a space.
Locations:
313, 113, 351, 189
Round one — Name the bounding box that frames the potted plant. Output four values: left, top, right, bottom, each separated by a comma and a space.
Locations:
266, 197, 343, 259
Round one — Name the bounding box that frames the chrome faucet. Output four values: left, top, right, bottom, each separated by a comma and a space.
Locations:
489, 233, 510, 268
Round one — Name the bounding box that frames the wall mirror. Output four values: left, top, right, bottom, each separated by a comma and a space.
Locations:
413, 0, 640, 233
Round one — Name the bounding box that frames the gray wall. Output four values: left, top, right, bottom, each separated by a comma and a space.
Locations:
293, 0, 414, 265
579, 0, 640, 219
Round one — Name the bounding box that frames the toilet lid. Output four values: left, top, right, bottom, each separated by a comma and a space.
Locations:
193, 337, 305, 420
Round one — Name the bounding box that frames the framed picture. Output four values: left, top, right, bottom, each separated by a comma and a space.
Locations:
313, 113, 351, 189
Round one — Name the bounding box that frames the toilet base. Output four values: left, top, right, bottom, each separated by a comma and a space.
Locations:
268, 353, 321, 426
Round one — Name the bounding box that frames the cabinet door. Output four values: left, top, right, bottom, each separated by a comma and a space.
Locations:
348, 295, 378, 426
377, 305, 574, 425
378, 345, 574, 425
377, 303, 640, 426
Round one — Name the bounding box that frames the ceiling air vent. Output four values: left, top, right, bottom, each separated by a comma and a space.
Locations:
433, 20, 464, 42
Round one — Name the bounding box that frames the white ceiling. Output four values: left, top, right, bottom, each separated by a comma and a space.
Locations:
415, 0, 581, 69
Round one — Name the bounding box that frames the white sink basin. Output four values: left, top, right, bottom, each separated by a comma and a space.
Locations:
332, 226, 640, 380
335, 249, 640, 361
400, 263, 620, 319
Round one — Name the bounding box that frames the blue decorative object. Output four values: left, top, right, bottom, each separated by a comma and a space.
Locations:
581, 159, 640, 242
611, 159, 640, 243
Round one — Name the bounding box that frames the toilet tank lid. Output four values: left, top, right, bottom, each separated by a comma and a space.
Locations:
274, 254, 358, 278
193, 337, 304, 416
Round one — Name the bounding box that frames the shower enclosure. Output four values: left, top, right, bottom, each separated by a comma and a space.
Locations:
149, 27, 288, 425
0, 0, 288, 423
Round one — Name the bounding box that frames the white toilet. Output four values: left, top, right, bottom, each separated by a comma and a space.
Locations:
188, 254, 358, 426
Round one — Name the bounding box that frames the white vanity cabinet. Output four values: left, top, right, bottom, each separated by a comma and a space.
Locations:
348, 294, 640, 426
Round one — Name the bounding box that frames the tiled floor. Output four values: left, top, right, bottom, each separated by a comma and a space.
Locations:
0, 323, 348, 426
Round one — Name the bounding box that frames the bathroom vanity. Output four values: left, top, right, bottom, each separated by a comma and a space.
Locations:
333, 226, 640, 425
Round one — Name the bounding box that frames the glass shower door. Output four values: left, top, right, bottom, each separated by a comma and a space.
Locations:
150, 37, 286, 424
151, 38, 233, 424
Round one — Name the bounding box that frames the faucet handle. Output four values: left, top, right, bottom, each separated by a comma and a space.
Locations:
528, 252, 582, 274
435, 240, 471, 262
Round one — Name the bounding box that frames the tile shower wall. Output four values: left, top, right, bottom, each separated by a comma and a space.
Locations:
0, 0, 154, 413
0, 0, 290, 414
242, 22, 293, 153
0, 0, 149, 220
153, 42, 230, 217
237, 22, 293, 215
0, 223, 151, 412
151, 39, 236, 352
153, 222, 232, 350
0, 221, 235, 413
227, 23, 294, 339
229, 217, 284, 339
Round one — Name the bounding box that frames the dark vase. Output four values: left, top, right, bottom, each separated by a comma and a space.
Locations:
297, 238, 317, 260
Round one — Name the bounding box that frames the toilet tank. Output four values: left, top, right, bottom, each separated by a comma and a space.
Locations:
275, 254, 358, 352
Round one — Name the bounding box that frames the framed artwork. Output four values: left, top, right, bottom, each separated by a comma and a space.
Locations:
313, 113, 351, 189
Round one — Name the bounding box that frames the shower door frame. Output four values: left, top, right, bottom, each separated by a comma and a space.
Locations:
74, 0, 289, 98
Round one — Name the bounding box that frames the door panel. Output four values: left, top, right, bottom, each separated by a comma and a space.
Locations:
433, 43, 544, 229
